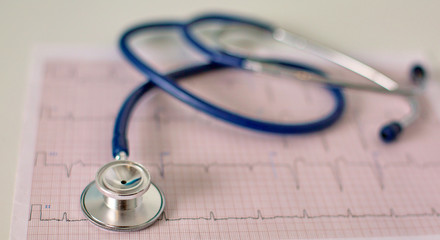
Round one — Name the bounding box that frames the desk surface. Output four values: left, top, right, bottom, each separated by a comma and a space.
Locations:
1, 1, 440, 239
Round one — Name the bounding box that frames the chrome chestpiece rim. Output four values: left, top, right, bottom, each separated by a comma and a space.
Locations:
80, 160, 165, 231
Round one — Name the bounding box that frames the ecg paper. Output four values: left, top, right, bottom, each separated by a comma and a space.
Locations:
11, 43, 440, 240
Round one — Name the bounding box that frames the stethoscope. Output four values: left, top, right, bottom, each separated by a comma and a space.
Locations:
80, 13, 426, 231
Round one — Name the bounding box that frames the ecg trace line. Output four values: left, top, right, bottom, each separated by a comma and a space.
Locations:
39, 105, 213, 124
28, 204, 87, 222
28, 204, 440, 223
152, 154, 440, 191
35, 151, 440, 191
160, 208, 440, 221
45, 64, 141, 84
34, 152, 102, 177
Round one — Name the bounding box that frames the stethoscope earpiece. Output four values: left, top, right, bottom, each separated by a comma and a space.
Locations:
411, 64, 426, 85
380, 121, 403, 143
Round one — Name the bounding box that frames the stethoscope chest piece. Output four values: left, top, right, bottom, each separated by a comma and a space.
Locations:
80, 160, 165, 231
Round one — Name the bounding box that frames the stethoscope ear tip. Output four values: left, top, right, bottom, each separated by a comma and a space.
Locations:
380, 122, 403, 143
411, 64, 426, 85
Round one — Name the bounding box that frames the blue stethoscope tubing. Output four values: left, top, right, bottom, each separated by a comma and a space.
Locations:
114, 21, 345, 158
113, 62, 227, 157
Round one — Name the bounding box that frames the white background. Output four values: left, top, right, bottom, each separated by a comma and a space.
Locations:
1, 1, 439, 238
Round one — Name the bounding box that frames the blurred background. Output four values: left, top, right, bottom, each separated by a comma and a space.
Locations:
1, 0, 439, 238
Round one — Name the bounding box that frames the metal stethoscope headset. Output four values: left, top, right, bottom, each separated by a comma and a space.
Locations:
80, 13, 427, 231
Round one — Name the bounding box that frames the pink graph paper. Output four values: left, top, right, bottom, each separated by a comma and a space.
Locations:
12, 45, 440, 239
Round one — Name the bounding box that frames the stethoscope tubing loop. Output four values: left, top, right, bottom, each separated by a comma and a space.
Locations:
116, 21, 345, 157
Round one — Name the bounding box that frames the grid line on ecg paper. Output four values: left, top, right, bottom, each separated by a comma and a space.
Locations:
26, 59, 440, 239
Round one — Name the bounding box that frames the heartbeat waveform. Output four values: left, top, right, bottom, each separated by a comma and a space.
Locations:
28, 204, 87, 222
156, 154, 440, 191
28, 203, 440, 223
39, 105, 214, 125
34, 151, 440, 191
45, 63, 141, 84
159, 208, 440, 221
34, 152, 102, 177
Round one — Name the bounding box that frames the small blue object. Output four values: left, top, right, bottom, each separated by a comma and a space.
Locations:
380, 122, 403, 143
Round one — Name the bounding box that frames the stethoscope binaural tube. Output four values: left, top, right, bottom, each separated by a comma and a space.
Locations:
117, 21, 345, 158
182, 13, 427, 143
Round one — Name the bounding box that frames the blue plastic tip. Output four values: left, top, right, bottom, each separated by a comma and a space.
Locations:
411, 64, 426, 85
380, 122, 403, 143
